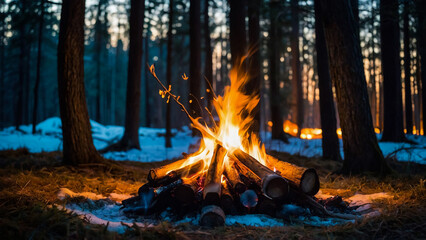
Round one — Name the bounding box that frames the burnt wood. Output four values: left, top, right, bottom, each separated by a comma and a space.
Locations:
203, 144, 227, 205
229, 149, 289, 199
267, 156, 320, 196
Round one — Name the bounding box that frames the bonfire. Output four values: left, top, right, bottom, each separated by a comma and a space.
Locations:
121, 57, 355, 227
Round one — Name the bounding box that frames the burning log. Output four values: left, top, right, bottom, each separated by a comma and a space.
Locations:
229, 149, 289, 200
148, 159, 204, 182
267, 156, 320, 196
224, 161, 259, 210
123, 178, 183, 216
220, 182, 238, 215
224, 160, 247, 194
203, 143, 227, 205
172, 172, 204, 206
256, 195, 278, 217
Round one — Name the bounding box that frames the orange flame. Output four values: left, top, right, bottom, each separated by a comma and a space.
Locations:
159, 56, 268, 173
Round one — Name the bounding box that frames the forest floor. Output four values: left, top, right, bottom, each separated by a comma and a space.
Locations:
0, 148, 425, 240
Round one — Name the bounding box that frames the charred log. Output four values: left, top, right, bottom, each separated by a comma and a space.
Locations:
148, 159, 204, 182
267, 156, 320, 196
199, 205, 226, 227
224, 160, 247, 194
229, 149, 289, 199
203, 144, 227, 205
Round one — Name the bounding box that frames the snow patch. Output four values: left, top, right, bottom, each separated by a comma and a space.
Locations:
0, 117, 424, 164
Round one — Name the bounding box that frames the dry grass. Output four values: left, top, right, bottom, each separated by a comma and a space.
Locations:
0, 148, 425, 239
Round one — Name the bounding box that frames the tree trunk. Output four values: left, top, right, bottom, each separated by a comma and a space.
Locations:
165, 0, 173, 148
116, 0, 145, 150
380, 0, 405, 142
290, 0, 304, 132
189, 0, 201, 126
403, 0, 413, 134
417, 0, 426, 134
319, 0, 389, 174
32, 0, 45, 134
0, 2, 5, 128
229, 0, 247, 66
57, 0, 103, 164
350, 0, 360, 40
314, 0, 341, 161
204, 0, 214, 112
370, 0, 377, 127
269, 0, 287, 142
94, 0, 108, 123
247, 0, 261, 136
144, 28, 151, 127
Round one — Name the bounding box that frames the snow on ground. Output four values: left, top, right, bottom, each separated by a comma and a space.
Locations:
0, 117, 424, 164
58, 189, 397, 232
0, 117, 199, 162
263, 132, 426, 164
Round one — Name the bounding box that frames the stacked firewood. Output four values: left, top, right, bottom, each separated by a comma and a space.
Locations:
122, 143, 323, 227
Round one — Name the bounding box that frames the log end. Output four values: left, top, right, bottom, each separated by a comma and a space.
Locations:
203, 183, 221, 205
300, 169, 320, 196
262, 174, 289, 199
240, 189, 258, 208
200, 205, 226, 227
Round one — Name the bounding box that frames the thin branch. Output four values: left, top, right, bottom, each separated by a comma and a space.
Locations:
148, 64, 217, 140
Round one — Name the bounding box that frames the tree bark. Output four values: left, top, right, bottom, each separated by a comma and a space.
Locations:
319, 0, 390, 174
109, 0, 145, 150
290, 0, 304, 132
32, 0, 45, 134
57, 0, 103, 164
314, 0, 341, 161
403, 0, 413, 134
247, 0, 261, 136
144, 30, 151, 127
229, 0, 247, 66
204, 0, 214, 112
269, 0, 287, 142
350, 0, 360, 40
94, 0, 107, 123
380, 0, 405, 142
369, 0, 377, 127
165, 0, 173, 148
16, 0, 28, 130
417, 0, 426, 134
189, 0, 202, 125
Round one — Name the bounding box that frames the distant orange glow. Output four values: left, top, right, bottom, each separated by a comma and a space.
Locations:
283, 121, 424, 140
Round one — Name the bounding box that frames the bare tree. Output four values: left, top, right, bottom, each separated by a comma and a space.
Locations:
204, 0, 213, 112
380, 0, 405, 142
290, 0, 304, 133
189, 0, 201, 126
57, 0, 103, 164
269, 0, 287, 142
165, 0, 173, 148
103, 0, 145, 151
319, 0, 389, 174
314, 0, 341, 161
32, 0, 45, 134
247, 0, 261, 136
229, 0, 247, 65
403, 0, 413, 133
